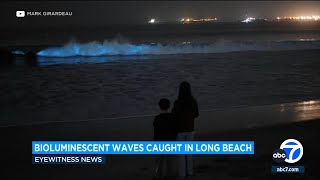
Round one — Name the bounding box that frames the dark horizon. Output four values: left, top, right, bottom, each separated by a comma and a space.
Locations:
1, 1, 320, 27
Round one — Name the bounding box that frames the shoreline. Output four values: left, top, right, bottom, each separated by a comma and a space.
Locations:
1, 99, 319, 134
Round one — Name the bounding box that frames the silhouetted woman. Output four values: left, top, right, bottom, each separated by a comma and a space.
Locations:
172, 81, 199, 178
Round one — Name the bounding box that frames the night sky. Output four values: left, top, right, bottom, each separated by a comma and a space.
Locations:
1, 1, 320, 27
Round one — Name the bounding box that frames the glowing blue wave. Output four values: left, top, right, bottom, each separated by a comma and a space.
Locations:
37, 41, 220, 57
36, 40, 320, 57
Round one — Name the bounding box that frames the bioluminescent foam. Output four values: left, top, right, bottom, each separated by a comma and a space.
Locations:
36, 40, 320, 57
12, 50, 25, 55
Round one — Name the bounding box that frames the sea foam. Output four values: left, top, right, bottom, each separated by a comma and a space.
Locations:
36, 40, 320, 57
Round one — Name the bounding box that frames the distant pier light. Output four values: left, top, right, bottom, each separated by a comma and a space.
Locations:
241, 17, 267, 23
148, 18, 156, 24
242, 17, 255, 23
181, 17, 217, 24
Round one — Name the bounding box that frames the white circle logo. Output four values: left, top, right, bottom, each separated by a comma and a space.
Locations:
280, 139, 303, 163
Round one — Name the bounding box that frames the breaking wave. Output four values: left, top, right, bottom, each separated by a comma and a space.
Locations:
37, 40, 320, 57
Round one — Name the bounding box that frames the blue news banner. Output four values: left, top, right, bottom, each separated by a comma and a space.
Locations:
32, 141, 254, 164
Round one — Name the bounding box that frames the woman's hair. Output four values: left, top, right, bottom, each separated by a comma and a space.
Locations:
178, 81, 193, 100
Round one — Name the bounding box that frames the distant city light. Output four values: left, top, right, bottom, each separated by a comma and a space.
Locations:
242, 17, 255, 23
146, 15, 320, 24
181, 18, 217, 23
276, 16, 320, 21
241, 17, 267, 23
148, 18, 156, 24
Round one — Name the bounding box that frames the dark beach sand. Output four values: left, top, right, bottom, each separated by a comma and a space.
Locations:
1, 105, 319, 180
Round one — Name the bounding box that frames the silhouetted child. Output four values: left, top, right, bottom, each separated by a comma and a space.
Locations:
153, 98, 176, 179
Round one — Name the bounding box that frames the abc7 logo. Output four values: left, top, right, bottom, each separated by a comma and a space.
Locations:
272, 139, 303, 163
272, 149, 286, 163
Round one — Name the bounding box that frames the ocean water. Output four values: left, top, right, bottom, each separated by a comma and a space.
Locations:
1, 22, 320, 127
1, 49, 320, 127
5, 22, 320, 64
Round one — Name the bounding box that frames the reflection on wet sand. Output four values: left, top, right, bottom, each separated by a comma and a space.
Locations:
280, 100, 320, 121
198, 100, 320, 133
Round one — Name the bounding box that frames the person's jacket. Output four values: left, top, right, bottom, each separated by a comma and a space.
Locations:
153, 113, 176, 140
172, 97, 199, 132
